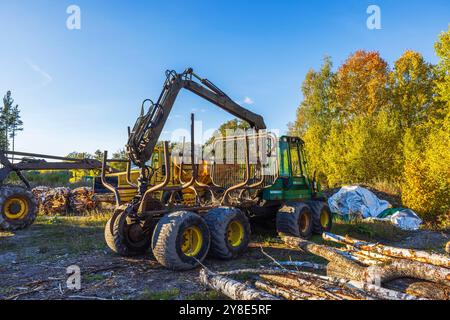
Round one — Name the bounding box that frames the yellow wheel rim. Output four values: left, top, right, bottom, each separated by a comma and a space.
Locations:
320, 210, 329, 228
227, 220, 244, 247
181, 226, 203, 257
3, 197, 29, 220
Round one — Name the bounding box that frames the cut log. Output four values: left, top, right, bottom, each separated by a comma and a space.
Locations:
405, 281, 450, 300
283, 236, 450, 286
199, 269, 278, 300
260, 274, 342, 300
41, 187, 70, 215
31, 186, 51, 212
219, 268, 420, 300
283, 236, 367, 281
254, 280, 313, 300
69, 187, 97, 213
283, 269, 420, 300
335, 249, 383, 266
323, 232, 450, 269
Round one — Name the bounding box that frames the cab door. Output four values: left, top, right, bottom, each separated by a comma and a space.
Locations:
283, 137, 311, 200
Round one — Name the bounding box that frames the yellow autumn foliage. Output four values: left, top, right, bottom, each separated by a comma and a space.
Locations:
290, 26, 450, 224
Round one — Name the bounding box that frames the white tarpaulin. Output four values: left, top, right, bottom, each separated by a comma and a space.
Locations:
328, 186, 391, 218
328, 186, 422, 230
370, 209, 423, 231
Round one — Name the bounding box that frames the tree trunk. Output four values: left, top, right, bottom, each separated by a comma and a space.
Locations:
218, 267, 421, 300
405, 281, 450, 300
283, 236, 450, 286
199, 269, 278, 300
323, 232, 450, 268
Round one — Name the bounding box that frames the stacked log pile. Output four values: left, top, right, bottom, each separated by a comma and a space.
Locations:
200, 232, 450, 300
31, 186, 51, 212
40, 187, 71, 215
31, 186, 99, 215
69, 187, 97, 213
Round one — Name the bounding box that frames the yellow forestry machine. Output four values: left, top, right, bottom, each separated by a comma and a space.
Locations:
0, 68, 332, 270
99, 68, 333, 270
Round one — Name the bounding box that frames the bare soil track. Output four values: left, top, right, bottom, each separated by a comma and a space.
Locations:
0, 215, 448, 300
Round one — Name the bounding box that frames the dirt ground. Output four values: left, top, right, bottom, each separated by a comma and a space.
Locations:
0, 214, 448, 300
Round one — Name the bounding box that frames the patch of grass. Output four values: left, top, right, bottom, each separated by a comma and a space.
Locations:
140, 288, 180, 300
252, 234, 281, 246
0, 214, 111, 263
185, 290, 226, 300
330, 217, 410, 243
84, 273, 105, 283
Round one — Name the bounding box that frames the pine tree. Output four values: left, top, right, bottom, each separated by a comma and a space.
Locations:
1, 90, 23, 152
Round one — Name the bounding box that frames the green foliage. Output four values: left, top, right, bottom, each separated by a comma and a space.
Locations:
110, 148, 127, 171
1, 90, 23, 151
434, 25, 450, 107
205, 118, 250, 145
65, 148, 128, 183
140, 288, 180, 300
7, 170, 72, 187
401, 26, 450, 223
290, 28, 450, 223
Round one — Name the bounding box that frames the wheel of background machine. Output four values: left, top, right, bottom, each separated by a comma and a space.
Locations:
151, 211, 210, 270
276, 202, 313, 239
111, 207, 152, 256
0, 185, 37, 231
307, 200, 333, 234
204, 207, 251, 260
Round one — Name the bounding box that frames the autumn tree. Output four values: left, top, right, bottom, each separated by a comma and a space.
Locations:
402, 26, 450, 223
288, 57, 335, 184
334, 50, 389, 117
434, 25, 450, 107
325, 51, 400, 184
390, 50, 437, 130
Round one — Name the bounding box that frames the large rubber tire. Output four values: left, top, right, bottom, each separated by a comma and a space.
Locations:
0, 185, 37, 231
204, 207, 251, 260
276, 202, 313, 239
307, 200, 333, 234
104, 207, 125, 252
151, 211, 210, 270
111, 209, 152, 256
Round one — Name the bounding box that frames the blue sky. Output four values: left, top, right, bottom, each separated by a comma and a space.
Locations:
0, 0, 448, 156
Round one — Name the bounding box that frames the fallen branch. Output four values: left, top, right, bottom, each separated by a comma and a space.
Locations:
323, 232, 450, 269
219, 268, 288, 276
276, 261, 326, 270
6, 286, 44, 300
199, 269, 279, 300
68, 295, 111, 300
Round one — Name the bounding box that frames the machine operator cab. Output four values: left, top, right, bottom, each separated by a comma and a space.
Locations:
262, 135, 320, 202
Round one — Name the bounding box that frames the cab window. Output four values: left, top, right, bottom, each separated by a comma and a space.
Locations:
289, 143, 302, 177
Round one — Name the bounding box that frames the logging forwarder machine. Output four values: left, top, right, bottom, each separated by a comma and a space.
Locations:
103, 68, 333, 270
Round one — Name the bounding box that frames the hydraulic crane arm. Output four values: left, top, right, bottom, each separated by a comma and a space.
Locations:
127, 68, 266, 167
